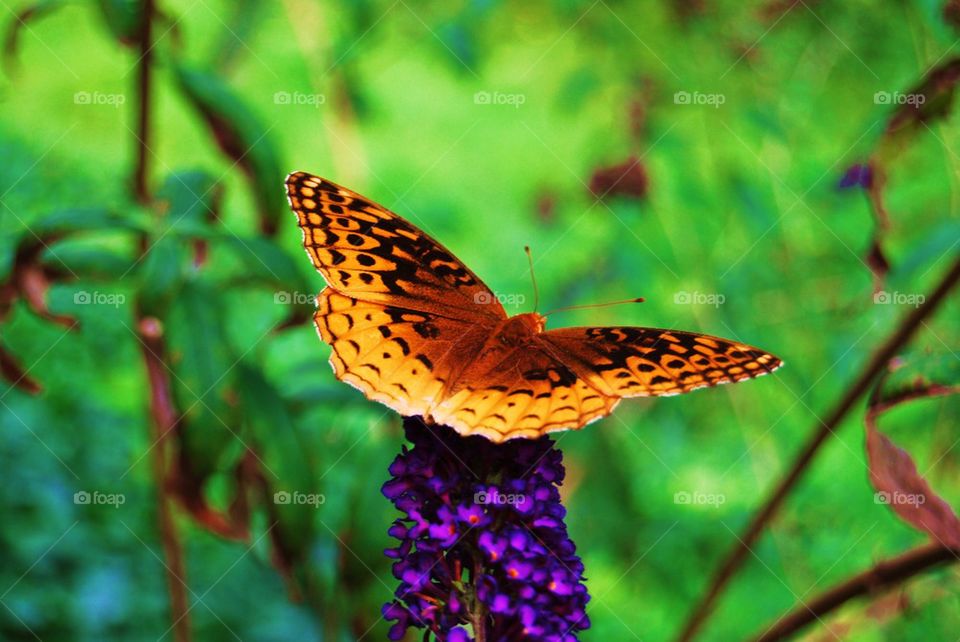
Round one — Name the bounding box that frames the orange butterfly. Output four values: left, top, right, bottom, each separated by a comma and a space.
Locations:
286, 171, 782, 442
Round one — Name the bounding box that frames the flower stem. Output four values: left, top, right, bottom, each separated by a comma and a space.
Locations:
471, 557, 487, 642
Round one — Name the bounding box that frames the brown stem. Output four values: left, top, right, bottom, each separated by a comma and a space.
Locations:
677, 252, 960, 642
472, 556, 487, 642
138, 316, 191, 642
133, 0, 155, 203
752, 543, 960, 642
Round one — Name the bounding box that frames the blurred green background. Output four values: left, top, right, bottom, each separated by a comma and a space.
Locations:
2, 1, 959, 640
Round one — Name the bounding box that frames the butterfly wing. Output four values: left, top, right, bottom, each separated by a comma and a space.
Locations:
315, 288, 492, 418
286, 171, 506, 321
428, 327, 780, 441
429, 344, 619, 442
541, 326, 782, 397
287, 171, 506, 419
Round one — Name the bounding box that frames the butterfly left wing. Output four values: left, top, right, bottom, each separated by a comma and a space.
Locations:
541, 326, 781, 398
315, 288, 492, 419
286, 171, 506, 322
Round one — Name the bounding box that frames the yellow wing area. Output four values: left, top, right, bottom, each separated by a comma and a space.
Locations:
429, 345, 619, 442
315, 288, 490, 420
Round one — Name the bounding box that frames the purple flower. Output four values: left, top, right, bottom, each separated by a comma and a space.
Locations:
838, 162, 873, 189
381, 417, 591, 641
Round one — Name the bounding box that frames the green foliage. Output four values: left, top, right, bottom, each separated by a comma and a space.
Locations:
2, 1, 959, 641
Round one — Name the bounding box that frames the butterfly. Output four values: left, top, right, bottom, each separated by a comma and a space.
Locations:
286, 171, 782, 442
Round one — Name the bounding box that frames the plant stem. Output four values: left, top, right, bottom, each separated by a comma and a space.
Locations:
472, 556, 487, 642
138, 316, 191, 642
752, 543, 959, 641
677, 252, 960, 642
133, 0, 155, 203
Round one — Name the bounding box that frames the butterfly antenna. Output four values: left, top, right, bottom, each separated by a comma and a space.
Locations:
543, 298, 645, 316
524, 245, 540, 313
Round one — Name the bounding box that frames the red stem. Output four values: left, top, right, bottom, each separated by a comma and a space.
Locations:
138, 316, 191, 642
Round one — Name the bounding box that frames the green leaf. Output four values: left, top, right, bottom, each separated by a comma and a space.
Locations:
136, 236, 186, 318
166, 277, 243, 480
95, 0, 144, 45
171, 63, 286, 237
235, 362, 316, 562
156, 170, 222, 231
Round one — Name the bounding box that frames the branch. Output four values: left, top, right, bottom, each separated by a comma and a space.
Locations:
677, 251, 960, 642
138, 316, 191, 642
752, 543, 960, 642
133, 0, 155, 203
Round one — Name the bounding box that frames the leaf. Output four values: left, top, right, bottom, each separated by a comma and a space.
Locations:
215, 235, 309, 292
866, 356, 960, 548
136, 236, 186, 318
94, 0, 144, 46
165, 278, 243, 482
171, 64, 285, 237
156, 170, 224, 267
235, 362, 318, 593
3, 208, 136, 328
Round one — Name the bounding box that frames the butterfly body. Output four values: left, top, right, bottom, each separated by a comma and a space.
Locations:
287, 171, 782, 442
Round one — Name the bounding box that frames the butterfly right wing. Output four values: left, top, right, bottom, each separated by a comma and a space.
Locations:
286, 171, 506, 322
541, 326, 782, 397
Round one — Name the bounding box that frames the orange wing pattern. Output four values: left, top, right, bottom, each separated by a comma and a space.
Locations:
542, 327, 781, 397
287, 171, 782, 443
430, 344, 619, 441
286, 171, 505, 321
314, 288, 488, 419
